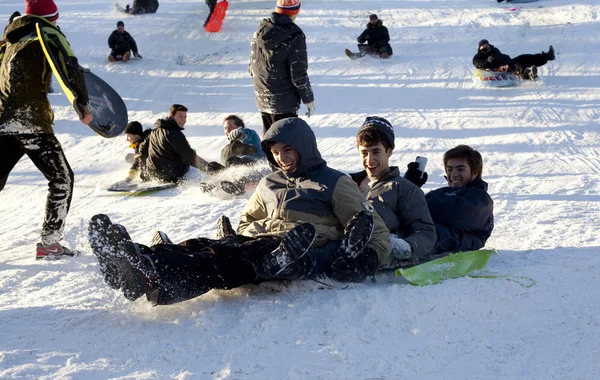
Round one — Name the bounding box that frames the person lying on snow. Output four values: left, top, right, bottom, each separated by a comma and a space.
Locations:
345, 14, 393, 60
349, 117, 437, 266
472, 39, 555, 80
88, 117, 391, 305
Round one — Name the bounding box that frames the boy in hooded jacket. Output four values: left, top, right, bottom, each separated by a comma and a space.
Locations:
345, 14, 393, 59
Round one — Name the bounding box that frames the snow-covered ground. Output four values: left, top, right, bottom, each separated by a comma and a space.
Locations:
1, 0, 599, 378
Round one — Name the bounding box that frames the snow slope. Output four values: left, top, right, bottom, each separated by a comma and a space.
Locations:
1, 0, 599, 378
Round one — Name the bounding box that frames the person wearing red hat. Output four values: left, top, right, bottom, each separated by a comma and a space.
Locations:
345, 14, 393, 60
249, 0, 315, 134
0, 0, 93, 259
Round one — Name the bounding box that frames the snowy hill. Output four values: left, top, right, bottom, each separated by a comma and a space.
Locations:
1, 0, 599, 378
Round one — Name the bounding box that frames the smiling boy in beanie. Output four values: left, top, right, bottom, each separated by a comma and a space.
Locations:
249, 0, 315, 134
0, 0, 93, 259
123, 121, 152, 182
350, 117, 436, 264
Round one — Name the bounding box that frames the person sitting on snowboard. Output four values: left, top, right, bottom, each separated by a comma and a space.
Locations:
122, 121, 152, 182
472, 39, 555, 80
119, 0, 159, 15
345, 14, 393, 60
350, 117, 436, 266
138, 104, 220, 183
108, 21, 142, 63
88, 117, 391, 306
410, 145, 494, 265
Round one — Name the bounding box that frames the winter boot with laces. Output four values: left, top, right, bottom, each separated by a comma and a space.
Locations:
546, 45, 555, 61
89, 214, 122, 289
255, 223, 316, 279
216, 215, 237, 240
337, 211, 374, 260
151, 230, 173, 246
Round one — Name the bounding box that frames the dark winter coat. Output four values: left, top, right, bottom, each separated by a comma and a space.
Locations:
351, 167, 436, 260
357, 20, 391, 49
0, 15, 89, 135
129, 0, 159, 14
425, 177, 494, 254
472, 45, 511, 70
205, 0, 217, 4
139, 118, 206, 182
238, 118, 391, 266
108, 29, 139, 55
220, 127, 264, 166
249, 13, 314, 114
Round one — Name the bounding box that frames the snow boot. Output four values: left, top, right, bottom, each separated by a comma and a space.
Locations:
108, 54, 116, 63
199, 182, 215, 194
123, 52, 131, 62
220, 180, 245, 196
216, 215, 237, 240
546, 45, 555, 61
88, 214, 122, 289
524, 66, 538, 81
35, 242, 76, 260
345, 49, 362, 60
255, 223, 316, 279
110, 224, 155, 301
337, 211, 374, 260
151, 231, 173, 246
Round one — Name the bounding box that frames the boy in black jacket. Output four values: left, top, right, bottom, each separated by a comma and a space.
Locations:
345, 14, 393, 59
108, 21, 142, 62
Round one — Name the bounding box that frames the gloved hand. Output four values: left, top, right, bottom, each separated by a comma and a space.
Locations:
134, 52, 142, 59
357, 35, 367, 44
389, 235, 412, 262
228, 127, 247, 142
305, 102, 315, 118
403, 162, 428, 188
124, 169, 137, 182
329, 247, 379, 283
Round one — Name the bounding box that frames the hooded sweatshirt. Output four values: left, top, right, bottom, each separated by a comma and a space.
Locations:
249, 13, 313, 114
238, 118, 391, 266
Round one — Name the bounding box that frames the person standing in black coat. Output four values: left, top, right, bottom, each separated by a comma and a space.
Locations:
138, 104, 218, 183
108, 21, 142, 62
203, 0, 217, 28
424, 145, 494, 257
345, 14, 393, 60
473, 39, 555, 80
249, 0, 314, 134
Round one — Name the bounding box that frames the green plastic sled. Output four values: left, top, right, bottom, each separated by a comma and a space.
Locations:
395, 249, 498, 286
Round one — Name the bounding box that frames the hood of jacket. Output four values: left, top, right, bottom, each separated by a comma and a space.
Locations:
154, 117, 181, 131
261, 117, 326, 178
366, 19, 383, 29
255, 12, 302, 51
4, 15, 57, 44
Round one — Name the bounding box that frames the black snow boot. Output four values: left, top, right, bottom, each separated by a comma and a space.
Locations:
337, 211, 374, 260
151, 230, 173, 246
89, 214, 122, 289
546, 45, 555, 61
255, 223, 316, 279
216, 215, 237, 239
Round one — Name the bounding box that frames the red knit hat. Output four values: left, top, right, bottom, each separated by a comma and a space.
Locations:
275, 0, 301, 16
25, 0, 59, 22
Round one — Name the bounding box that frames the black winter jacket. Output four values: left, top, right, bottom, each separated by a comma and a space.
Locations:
425, 177, 494, 254
108, 30, 139, 54
139, 118, 208, 182
1, 15, 89, 135
357, 20, 391, 49
472, 45, 511, 70
129, 0, 159, 14
249, 13, 314, 114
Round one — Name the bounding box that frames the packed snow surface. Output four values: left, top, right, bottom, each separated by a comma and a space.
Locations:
1, 0, 599, 379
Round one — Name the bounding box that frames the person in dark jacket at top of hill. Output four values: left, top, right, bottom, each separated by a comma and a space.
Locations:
203, 0, 217, 28
473, 39, 555, 80
350, 117, 436, 266
423, 145, 494, 260
88, 117, 391, 305
108, 21, 142, 63
345, 14, 393, 60
122, 121, 152, 182
138, 104, 219, 183
120, 0, 159, 15
249, 0, 314, 134
0, 0, 92, 259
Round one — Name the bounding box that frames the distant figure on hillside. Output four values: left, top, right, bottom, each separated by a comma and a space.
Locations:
119, 0, 159, 15
345, 14, 393, 60
249, 0, 314, 134
122, 121, 152, 182
138, 104, 220, 183
108, 21, 142, 63
473, 39, 555, 80
203, 0, 217, 28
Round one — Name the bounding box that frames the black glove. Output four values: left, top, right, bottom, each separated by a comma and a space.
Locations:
329, 248, 379, 283
403, 162, 428, 188
206, 161, 225, 174
134, 52, 142, 59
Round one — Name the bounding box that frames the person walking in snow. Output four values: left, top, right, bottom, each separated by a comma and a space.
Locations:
108, 21, 142, 62
0, 0, 92, 259
350, 117, 436, 266
249, 0, 314, 134
345, 14, 393, 60
88, 118, 392, 305
472, 39, 555, 80
203, 0, 217, 28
